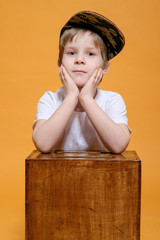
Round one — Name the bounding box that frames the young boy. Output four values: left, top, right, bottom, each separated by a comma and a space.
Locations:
32, 11, 131, 153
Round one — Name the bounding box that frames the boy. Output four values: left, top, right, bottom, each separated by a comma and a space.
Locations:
32, 11, 131, 153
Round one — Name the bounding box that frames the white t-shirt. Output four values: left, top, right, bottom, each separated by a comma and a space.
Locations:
34, 87, 129, 151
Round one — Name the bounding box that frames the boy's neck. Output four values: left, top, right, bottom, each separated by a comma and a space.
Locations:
74, 102, 84, 112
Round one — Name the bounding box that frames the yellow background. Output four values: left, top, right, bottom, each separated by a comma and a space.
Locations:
0, 0, 160, 239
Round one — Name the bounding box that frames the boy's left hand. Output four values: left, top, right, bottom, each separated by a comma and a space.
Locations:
79, 68, 103, 100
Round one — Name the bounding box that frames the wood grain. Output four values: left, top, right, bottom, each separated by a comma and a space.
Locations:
26, 150, 141, 240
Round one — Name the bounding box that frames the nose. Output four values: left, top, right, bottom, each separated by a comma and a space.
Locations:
74, 53, 85, 64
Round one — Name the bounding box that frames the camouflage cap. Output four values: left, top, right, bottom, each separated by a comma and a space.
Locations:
60, 11, 125, 61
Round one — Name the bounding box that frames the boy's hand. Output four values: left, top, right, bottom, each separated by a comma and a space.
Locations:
59, 66, 79, 98
79, 68, 103, 101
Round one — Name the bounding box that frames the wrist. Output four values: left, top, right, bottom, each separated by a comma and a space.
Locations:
79, 95, 94, 108
65, 94, 79, 105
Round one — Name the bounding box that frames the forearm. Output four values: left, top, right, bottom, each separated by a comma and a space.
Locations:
80, 97, 130, 153
33, 95, 78, 152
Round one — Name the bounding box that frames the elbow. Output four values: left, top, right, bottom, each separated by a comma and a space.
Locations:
110, 147, 126, 154
32, 134, 54, 153
34, 142, 54, 153
36, 145, 53, 153
106, 136, 130, 154
109, 145, 128, 154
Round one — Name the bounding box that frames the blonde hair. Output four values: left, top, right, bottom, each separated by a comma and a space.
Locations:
58, 28, 108, 68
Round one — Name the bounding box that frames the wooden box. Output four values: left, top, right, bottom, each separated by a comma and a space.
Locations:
25, 150, 141, 240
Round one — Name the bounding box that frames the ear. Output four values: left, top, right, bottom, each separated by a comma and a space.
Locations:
102, 61, 110, 74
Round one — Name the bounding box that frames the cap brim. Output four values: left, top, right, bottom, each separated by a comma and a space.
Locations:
60, 11, 125, 60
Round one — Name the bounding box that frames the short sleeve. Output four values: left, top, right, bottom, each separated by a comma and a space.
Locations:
33, 91, 59, 127
105, 93, 128, 125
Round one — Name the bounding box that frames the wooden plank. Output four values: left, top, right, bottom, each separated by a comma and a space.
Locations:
25, 151, 141, 240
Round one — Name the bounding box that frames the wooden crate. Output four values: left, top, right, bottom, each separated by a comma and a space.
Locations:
25, 150, 141, 240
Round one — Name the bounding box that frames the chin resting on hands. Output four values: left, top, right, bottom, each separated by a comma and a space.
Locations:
79, 68, 103, 103
59, 65, 79, 98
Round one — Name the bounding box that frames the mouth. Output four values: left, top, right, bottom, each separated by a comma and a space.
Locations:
73, 70, 86, 74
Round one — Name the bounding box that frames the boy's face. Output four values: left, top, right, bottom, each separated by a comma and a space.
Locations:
61, 32, 105, 88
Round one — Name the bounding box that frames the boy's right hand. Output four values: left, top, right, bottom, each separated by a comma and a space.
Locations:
59, 66, 79, 99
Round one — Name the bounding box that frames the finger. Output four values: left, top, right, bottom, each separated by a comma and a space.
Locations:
87, 69, 98, 84
59, 66, 66, 85
90, 68, 100, 83
93, 68, 99, 79
95, 68, 103, 85
61, 66, 70, 82
59, 65, 64, 77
